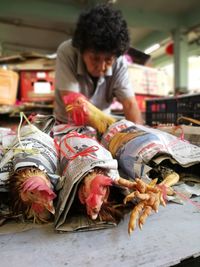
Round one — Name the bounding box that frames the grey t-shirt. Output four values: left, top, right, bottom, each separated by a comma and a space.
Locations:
54, 39, 134, 123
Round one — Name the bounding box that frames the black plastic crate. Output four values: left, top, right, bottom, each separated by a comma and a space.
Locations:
145, 93, 200, 126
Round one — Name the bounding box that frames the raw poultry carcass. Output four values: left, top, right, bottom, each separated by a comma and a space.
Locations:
63, 92, 116, 134
2, 122, 59, 223
54, 130, 168, 233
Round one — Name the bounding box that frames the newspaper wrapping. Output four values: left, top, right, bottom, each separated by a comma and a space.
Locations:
0, 124, 59, 190
0, 127, 16, 191
30, 114, 56, 134
101, 119, 200, 179
54, 132, 119, 230
52, 124, 97, 139
157, 125, 200, 147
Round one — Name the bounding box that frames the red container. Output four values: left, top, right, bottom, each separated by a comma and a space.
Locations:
135, 94, 161, 113
20, 70, 55, 102
111, 94, 162, 115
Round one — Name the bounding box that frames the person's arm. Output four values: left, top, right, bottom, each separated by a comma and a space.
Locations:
54, 41, 82, 123
120, 96, 144, 125
55, 40, 80, 94
112, 57, 144, 124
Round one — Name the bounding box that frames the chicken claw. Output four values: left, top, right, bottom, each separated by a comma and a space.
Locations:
128, 202, 144, 234
138, 205, 152, 230
124, 178, 167, 234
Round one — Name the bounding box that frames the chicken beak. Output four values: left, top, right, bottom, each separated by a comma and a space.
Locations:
66, 104, 73, 112
87, 208, 100, 220
45, 201, 55, 214
91, 213, 98, 220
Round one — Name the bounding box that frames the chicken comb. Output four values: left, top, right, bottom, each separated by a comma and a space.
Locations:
22, 176, 56, 199
63, 92, 87, 105
90, 175, 112, 194
85, 175, 112, 208
63, 92, 89, 125
85, 193, 99, 209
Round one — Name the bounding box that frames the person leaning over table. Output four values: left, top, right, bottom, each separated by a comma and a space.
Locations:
54, 3, 144, 125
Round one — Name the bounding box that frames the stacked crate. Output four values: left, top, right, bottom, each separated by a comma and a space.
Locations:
146, 93, 200, 126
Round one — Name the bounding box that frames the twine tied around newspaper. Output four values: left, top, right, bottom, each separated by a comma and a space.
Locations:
174, 190, 200, 210
173, 116, 200, 142
155, 124, 189, 149
54, 132, 99, 175
157, 116, 200, 148
3, 112, 40, 155
144, 167, 200, 211
166, 127, 189, 148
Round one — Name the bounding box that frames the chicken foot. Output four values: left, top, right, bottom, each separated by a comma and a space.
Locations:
121, 178, 166, 234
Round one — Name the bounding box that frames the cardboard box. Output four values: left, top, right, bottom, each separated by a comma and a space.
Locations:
0, 68, 19, 105
128, 63, 171, 96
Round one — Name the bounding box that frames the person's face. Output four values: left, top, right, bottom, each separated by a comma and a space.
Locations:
82, 50, 116, 77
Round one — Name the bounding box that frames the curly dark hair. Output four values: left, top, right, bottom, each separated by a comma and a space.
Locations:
72, 4, 130, 57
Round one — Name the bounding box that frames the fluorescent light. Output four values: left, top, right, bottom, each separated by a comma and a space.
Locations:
47, 53, 57, 59
144, 43, 160, 54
